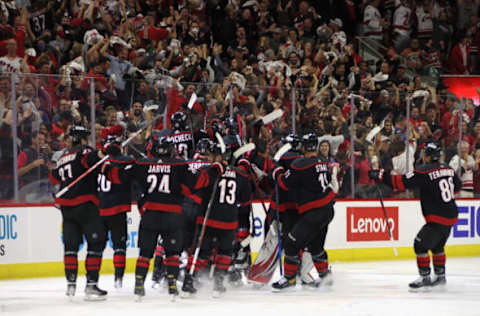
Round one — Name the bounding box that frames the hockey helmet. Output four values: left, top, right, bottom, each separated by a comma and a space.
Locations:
302, 133, 318, 152
70, 125, 90, 145
146, 135, 173, 157
196, 138, 214, 155
424, 142, 442, 162
282, 133, 302, 152
102, 135, 122, 156
170, 111, 188, 131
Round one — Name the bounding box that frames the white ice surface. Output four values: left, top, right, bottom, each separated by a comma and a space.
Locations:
1, 257, 480, 316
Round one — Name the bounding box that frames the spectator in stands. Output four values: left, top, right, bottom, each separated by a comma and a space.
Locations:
449, 140, 476, 197
449, 35, 472, 74
17, 131, 51, 187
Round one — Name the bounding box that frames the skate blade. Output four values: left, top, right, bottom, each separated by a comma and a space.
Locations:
114, 283, 122, 289
134, 295, 144, 302
152, 282, 161, 289
408, 286, 432, 293
169, 294, 178, 302
67, 295, 75, 302
229, 280, 243, 288
211, 290, 225, 298
180, 291, 194, 299
430, 284, 447, 292
84, 294, 107, 301
271, 286, 296, 293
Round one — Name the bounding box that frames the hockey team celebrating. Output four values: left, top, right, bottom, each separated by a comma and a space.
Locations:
49, 108, 461, 301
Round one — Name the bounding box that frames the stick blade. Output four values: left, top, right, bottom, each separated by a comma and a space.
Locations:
273, 143, 291, 161
261, 109, 283, 125
187, 93, 197, 110
215, 132, 226, 154
233, 143, 255, 159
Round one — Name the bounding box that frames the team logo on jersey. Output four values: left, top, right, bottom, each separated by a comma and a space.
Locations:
346, 207, 399, 242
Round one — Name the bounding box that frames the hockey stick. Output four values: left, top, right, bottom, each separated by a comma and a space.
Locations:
365, 143, 398, 257
188, 139, 256, 275
55, 115, 162, 198
187, 92, 197, 154
272, 143, 292, 276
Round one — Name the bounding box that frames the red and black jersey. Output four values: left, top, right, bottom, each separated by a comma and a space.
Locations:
183, 157, 212, 204
277, 156, 335, 214
271, 151, 303, 212
49, 145, 100, 207
195, 166, 253, 230
155, 128, 193, 159
382, 163, 461, 226
106, 156, 199, 215
98, 155, 135, 216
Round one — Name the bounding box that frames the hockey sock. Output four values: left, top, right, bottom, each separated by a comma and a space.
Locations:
135, 256, 150, 283
312, 251, 329, 276
64, 251, 78, 283
284, 255, 300, 279
186, 256, 208, 273
416, 253, 431, 276
85, 251, 102, 283
164, 255, 180, 279
432, 252, 446, 275
113, 249, 126, 278
215, 255, 232, 272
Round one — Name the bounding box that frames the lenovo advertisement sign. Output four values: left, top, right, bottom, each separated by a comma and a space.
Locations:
347, 207, 399, 242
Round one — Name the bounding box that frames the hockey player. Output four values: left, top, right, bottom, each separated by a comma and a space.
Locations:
49, 126, 107, 301
274, 134, 303, 245
98, 136, 134, 288
155, 111, 194, 159
150, 138, 214, 288
103, 136, 201, 300
369, 142, 461, 291
150, 138, 214, 287
270, 133, 337, 291
182, 144, 253, 298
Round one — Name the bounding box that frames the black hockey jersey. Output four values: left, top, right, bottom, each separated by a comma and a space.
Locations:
383, 163, 461, 225
155, 129, 193, 159
195, 166, 253, 230
277, 157, 336, 214
49, 145, 100, 207
106, 156, 199, 214
98, 155, 135, 216
272, 151, 303, 212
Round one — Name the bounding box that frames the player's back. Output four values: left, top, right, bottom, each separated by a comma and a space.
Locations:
414, 162, 460, 222
135, 155, 189, 214
52, 145, 99, 206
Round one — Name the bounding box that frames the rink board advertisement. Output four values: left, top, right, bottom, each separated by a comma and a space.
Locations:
1, 200, 480, 279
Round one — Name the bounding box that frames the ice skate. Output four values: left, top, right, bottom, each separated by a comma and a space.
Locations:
151, 266, 166, 289
408, 276, 431, 292
134, 284, 145, 302
212, 273, 226, 298
114, 276, 123, 289
167, 274, 179, 302
66, 282, 76, 300
272, 276, 296, 292
312, 268, 333, 288
180, 274, 197, 298
430, 275, 446, 290
228, 269, 243, 287
84, 283, 107, 301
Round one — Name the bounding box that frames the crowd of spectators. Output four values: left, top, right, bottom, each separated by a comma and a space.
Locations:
0, 0, 480, 202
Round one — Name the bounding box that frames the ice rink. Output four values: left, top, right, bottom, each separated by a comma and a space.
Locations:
1, 257, 479, 316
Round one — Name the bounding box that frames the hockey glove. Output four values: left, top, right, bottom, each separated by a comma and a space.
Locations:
368, 169, 384, 182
